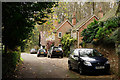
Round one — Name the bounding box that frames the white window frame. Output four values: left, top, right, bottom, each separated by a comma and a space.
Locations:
58, 32, 62, 38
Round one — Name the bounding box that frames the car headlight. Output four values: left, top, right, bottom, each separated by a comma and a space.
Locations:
105, 61, 109, 64
84, 61, 92, 66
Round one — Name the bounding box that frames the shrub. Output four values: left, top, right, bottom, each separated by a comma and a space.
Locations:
2, 48, 21, 78
81, 17, 120, 46
61, 34, 76, 57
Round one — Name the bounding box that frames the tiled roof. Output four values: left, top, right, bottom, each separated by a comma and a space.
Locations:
99, 5, 119, 21
72, 15, 99, 31
53, 19, 73, 32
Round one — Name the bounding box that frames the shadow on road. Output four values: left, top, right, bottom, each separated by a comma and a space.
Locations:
71, 69, 111, 76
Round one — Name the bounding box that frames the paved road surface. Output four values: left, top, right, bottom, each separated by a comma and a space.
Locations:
14, 53, 115, 80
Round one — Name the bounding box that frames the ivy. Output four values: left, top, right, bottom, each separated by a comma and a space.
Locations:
81, 19, 99, 43
81, 16, 120, 46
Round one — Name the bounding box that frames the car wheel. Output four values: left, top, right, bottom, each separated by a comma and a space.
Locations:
37, 55, 39, 57
105, 70, 110, 75
61, 55, 63, 58
78, 66, 84, 75
44, 55, 47, 57
68, 63, 72, 70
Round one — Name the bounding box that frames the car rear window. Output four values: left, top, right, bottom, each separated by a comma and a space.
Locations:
31, 49, 36, 51
39, 49, 46, 52
53, 47, 62, 51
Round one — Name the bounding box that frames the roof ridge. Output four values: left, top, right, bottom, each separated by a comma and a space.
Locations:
72, 15, 99, 30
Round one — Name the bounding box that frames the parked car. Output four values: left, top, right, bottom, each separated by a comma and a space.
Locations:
48, 46, 63, 58
68, 48, 110, 75
30, 48, 37, 54
37, 49, 47, 57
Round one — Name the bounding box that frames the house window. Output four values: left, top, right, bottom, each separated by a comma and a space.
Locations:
58, 32, 62, 38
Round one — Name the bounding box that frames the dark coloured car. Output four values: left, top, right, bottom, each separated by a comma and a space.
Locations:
68, 48, 110, 75
30, 48, 37, 54
48, 46, 63, 58
37, 49, 47, 57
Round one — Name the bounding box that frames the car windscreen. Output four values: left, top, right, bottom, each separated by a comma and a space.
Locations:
79, 49, 102, 57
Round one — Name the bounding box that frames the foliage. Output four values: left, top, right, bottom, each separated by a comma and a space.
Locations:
96, 17, 119, 40
23, 27, 40, 52
81, 19, 99, 43
2, 2, 57, 51
54, 2, 115, 24
61, 34, 76, 57
36, 11, 58, 35
81, 16, 120, 46
2, 48, 21, 78
54, 2, 69, 21
2, 2, 57, 78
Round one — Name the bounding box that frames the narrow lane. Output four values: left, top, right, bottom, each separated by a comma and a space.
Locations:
15, 53, 115, 79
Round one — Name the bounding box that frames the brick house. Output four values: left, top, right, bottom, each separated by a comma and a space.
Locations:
71, 7, 105, 48
71, 15, 99, 48
53, 19, 73, 47
40, 31, 47, 48
46, 12, 76, 47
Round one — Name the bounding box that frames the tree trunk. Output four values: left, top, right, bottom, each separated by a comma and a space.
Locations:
4, 45, 8, 54
118, 28, 120, 79
116, 28, 120, 79
39, 32, 41, 47
93, 2, 94, 15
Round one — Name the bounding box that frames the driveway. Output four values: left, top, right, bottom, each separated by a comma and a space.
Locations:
14, 53, 115, 80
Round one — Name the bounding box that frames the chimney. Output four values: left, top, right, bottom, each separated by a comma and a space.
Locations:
72, 12, 76, 25
98, 7, 104, 19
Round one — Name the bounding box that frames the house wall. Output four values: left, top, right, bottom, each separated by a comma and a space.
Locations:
46, 33, 55, 41
54, 21, 72, 46
72, 32, 77, 39
78, 16, 98, 45
40, 31, 47, 47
